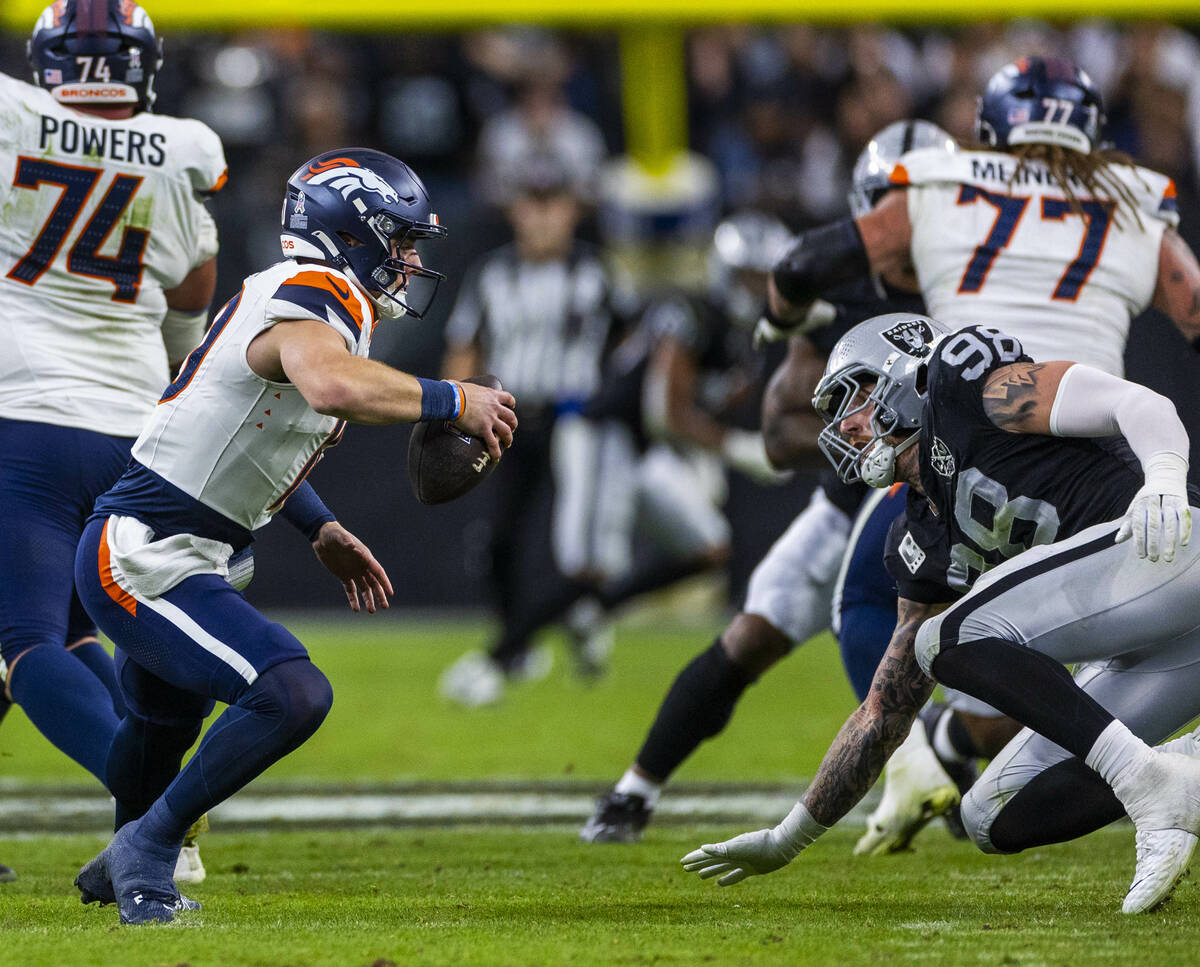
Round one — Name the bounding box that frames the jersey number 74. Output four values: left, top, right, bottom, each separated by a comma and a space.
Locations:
5, 156, 149, 303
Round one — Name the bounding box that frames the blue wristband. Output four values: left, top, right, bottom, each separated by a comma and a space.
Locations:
279, 481, 336, 542
418, 377, 464, 421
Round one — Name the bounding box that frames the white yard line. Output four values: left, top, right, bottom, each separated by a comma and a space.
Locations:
0, 785, 882, 833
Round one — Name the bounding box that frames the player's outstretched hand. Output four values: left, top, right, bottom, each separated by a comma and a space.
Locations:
1116, 489, 1192, 563
312, 522, 394, 613
453, 383, 517, 462
680, 828, 797, 887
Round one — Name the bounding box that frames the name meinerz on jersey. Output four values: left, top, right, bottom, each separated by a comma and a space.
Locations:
39, 116, 166, 167
970, 158, 1084, 189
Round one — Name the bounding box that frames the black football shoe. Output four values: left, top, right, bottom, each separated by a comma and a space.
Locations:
579, 792, 653, 844
0, 864, 15, 883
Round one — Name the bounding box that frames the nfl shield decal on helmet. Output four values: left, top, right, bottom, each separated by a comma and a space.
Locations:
880, 318, 936, 356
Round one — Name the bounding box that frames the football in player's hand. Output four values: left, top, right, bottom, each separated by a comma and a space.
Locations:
407, 375, 504, 505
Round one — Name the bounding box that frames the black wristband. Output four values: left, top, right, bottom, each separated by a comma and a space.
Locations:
772, 217, 870, 306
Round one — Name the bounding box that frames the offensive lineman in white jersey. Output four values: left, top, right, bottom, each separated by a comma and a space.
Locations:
72, 147, 517, 924
767, 56, 1200, 371
0, 0, 226, 884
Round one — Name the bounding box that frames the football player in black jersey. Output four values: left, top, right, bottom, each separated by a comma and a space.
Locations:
581, 121, 943, 844
683, 312, 1200, 915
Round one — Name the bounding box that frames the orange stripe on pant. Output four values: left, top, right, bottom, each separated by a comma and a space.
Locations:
98, 519, 137, 616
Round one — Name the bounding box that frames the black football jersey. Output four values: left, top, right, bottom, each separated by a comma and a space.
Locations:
584, 290, 762, 450
884, 325, 1144, 603
817, 278, 928, 517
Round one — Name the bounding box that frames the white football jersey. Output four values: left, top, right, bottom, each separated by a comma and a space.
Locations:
896, 147, 1179, 376
132, 261, 376, 531
0, 72, 226, 435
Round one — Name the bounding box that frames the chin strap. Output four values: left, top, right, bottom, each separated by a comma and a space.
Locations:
860, 431, 920, 488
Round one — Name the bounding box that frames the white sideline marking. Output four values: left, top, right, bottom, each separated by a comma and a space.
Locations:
0, 788, 879, 832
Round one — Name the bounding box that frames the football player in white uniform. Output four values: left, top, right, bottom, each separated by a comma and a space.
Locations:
0, 0, 227, 884
72, 147, 516, 924
683, 312, 1200, 915
759, 56, 1200, 854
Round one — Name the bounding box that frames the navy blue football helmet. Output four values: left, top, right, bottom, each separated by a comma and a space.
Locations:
28, 0, 162, 111
975, 56, 1104, 154
280, 148, 448, 320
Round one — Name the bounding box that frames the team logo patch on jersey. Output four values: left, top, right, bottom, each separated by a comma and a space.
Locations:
880, 319, 936, 357
930, 436, 956, 477
899, 531, 926, 574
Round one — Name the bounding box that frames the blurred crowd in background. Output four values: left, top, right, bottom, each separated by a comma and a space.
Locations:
7, 18, 1200, 345
4, 18, 1200, 611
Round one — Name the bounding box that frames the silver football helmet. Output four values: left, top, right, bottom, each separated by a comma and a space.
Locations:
708, 210, 793, 327
849, 120, 957, 218
812, 312, 949, 486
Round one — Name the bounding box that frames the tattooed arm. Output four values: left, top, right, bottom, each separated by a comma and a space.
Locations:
802, 597, 944, 825
980, 361, 1073, 434
1153, 227, 1200, 346
681, 598, 945, 886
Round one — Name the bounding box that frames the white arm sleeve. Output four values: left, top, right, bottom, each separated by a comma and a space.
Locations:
161, 307, 208, 366
1048, 364, 1190, 472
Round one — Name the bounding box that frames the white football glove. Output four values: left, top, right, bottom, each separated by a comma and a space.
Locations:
680, 803, 827, 887
1115, 452, 1192, 563
751, 299, 838, 350
720, 429, 791, 485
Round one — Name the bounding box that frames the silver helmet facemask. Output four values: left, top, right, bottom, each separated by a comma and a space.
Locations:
812, 314, 947, 486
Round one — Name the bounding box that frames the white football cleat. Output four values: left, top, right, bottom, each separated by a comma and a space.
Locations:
174, 813, 208, 884
174, 844, 206, 884
1111, 750, 1200, 914
439, 651, 505, 707
854, 722, 960, 856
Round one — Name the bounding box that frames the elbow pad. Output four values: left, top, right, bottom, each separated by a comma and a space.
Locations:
772, 218, 870, 306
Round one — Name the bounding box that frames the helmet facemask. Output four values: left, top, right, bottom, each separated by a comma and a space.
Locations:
358, 211, 447, 320
813, 362, 923, 487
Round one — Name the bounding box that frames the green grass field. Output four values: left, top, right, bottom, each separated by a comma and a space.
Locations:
1, 617, 1194, 966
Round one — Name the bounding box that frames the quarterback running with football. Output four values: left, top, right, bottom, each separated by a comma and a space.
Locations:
683, 312, 1200, 914
71, 148, 516, 924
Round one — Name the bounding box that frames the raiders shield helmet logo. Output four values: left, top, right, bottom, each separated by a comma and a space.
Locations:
880, 318, 936, 357
930, 436, 956, 477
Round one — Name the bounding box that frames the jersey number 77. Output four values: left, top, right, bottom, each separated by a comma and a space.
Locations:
5, 156, 149, 303
956, 185, 1112, 302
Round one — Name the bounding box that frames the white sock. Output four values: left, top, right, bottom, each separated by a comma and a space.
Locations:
1085, 719, 1152, 788
931, 709, 967, 765
614, 768, 662, 807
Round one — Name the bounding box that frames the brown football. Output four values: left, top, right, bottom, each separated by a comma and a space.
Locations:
407, 374, 504, 505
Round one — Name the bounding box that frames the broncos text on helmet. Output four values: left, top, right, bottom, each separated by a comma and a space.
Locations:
812, 312, 949, 487
28, 0, 162, 110
975, 56, 1104, 155
280, 148, 448, 321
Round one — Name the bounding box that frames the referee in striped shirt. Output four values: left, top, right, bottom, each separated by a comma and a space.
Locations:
438, 153, 623, 707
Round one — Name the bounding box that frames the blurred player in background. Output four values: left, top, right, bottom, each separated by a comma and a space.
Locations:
557, 209, 796, 678
438, 154, 621, 707
766, 55, 1200, 854
0, 0, 225, 883
581, 120, 945, 844
72, 147, 516, 924
683, 312, 1200, 916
